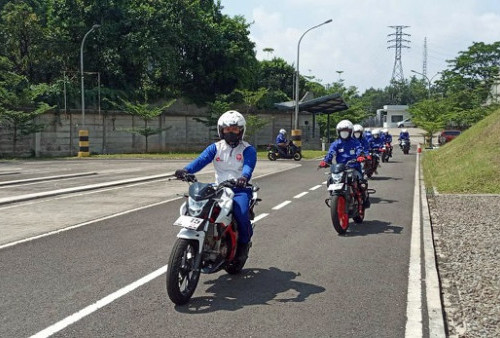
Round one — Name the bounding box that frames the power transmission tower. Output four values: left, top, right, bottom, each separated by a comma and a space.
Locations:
387, 26, 411, 82
422, 37, 428, 77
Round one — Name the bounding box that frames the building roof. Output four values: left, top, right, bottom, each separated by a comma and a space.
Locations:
274, 93, 349, 114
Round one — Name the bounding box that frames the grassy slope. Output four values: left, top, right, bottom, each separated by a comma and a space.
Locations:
422, 108, 500, 194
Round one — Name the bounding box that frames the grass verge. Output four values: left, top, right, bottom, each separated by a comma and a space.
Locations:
422, 108, 500, 194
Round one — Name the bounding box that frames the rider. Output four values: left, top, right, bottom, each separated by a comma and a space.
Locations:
363, 127, 373, 143
382, 128, 393, 157
352, 124, 370, 154
398, 128, 410, 148
369, 128, 384, 150
319, 120, 369, 207
352, 124, 372, 178
174, 110, 257, 262
275, 128, 289, 157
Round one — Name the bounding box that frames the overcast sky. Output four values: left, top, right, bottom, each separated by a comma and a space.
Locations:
220, 0, 500, 93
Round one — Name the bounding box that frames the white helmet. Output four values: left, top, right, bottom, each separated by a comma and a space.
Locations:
352, 124, 364, 139
336, 119, 353, 140
217, 110, 246, 147
402, 128, 408, 133
382, 128, 388, 134
372, 128, 381, 138
365, 128, 371, 133
279, 128, 286, 135
353, 124, 364, 133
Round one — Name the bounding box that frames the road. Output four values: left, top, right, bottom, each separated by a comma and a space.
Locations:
0, 149, 433, 337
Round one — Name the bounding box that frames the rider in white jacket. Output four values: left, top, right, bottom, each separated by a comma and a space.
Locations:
175, 110, 257, 262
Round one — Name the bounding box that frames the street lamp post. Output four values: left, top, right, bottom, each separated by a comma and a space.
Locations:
411, 70, 440, 99
80, 24, 100, 128
294, 19, 332, 130
78, 24, 100, 157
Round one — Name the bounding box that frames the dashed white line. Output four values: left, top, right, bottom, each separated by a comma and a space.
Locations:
309, 185, 322, 191
294, 192, 309, 198
253, 213, 269, 222
272, 200, 291, 210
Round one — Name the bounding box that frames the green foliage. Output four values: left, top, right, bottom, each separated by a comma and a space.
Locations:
108, 97, 175, 152
423, 108, 500, 193
409, 99, 450, 145
244, 114, 268, 140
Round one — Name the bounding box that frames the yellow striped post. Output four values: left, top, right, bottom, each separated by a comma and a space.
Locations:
77, 130, 90, 157
291, 129, 302, 147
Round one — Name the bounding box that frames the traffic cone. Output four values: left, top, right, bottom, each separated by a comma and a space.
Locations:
417, 144, 422, 153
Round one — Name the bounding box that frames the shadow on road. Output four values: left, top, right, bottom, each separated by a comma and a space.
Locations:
343, 220, 404, 237
368, 176, 403, 181
174, 267, 325, 313
369, 196, 398, 204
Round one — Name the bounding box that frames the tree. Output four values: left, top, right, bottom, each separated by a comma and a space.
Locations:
111, 98, 175, 153
409, 99, 451, 146
0, 58, 53, 153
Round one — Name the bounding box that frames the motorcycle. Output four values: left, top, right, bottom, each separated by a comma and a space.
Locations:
381, 143, 392, 163
400, 139, 410, 154
166, 173, 261, 305
363, 148, 381, 179
267, 141, 302, 161
322, 159, 374, 235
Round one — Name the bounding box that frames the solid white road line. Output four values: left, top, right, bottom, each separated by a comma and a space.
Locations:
0, 197, 183, 250
405, 153, 422, 337
30, 265, 169, 338
294, 192, 309, 198
272, 200, 291, 210
309, 185, 322, 191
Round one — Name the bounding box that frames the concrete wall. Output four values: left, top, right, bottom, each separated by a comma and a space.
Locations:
0, 101, 322, 157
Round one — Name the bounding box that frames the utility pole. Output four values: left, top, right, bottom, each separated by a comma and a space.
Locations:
422, 37, 428, 77
387, 26, 411, 83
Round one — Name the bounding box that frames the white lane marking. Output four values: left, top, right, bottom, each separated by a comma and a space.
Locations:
294, 192, 309, 198
0, 196, 183, 250
309, 185, 322, 191
253, 213, 269, 222
30, 265, 169, 338
272, 201, 291, 210
405, 152, 422, 337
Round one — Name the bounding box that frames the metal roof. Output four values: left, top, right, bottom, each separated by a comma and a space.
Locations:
274, 93, 349, 114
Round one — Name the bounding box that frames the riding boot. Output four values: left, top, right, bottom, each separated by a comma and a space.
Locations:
235, 242, 251, 262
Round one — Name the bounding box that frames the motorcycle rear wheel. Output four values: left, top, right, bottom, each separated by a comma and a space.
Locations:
330, 195, 349, 234
166, 238, 201, 305
293, 152, 302, 161
267, 152, 277, 161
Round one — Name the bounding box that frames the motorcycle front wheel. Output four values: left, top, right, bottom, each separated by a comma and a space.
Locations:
267, 152, 277, 161
403, 147, 409, 155
166, 238, 201, 305
330, 195, 349, 234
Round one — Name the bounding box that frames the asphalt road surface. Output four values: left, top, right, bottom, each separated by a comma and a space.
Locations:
0, 150, 423, 337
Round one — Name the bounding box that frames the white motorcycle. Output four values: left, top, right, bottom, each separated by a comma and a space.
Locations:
166, 173, 260, 305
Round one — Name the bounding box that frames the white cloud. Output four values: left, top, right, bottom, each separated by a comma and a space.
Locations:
222, 0, 500, 92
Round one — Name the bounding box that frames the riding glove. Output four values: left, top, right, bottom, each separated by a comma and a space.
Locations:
236, 176, 248, 187
319, 160, 328, 168
174, 169, 188, 179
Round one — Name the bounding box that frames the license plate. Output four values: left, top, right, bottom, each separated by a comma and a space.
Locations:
173, 215, 204, 230
328, 183, 344, 191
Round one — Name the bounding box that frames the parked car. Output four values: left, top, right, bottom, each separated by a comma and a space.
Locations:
438, 130, 461, 145
397, 118, 415, 128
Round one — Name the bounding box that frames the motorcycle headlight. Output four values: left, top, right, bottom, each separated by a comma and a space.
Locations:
331, 172, 343, 183
188, 197, 208, 217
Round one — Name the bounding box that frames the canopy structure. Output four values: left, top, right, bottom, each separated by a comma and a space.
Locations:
274, 93, 348, 114
274, 93, 349, 140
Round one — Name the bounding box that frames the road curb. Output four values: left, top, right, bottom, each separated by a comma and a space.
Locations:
0, 172, 175, 206
420, 157, 447, 337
